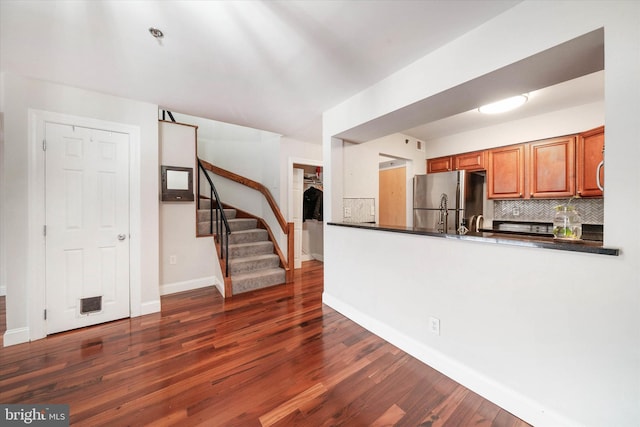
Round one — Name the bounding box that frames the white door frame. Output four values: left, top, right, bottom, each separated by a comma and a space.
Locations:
287, 157, 323, 265
288, 157, 323, 221
27, 110, 142, 341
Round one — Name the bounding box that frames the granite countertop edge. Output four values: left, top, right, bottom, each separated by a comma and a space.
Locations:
327, 222, 619, 256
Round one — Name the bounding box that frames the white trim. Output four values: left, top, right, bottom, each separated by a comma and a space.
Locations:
27, 110, 143, 343
322, 292, 581, 427
140, 300, 162, 316
3, 327, 30, 347
0, 112, 5, 301
160, 276, 220, 296
287, 156, 323, 223
288, 157, 323, 269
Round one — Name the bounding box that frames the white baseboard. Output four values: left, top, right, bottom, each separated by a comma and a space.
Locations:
311, 253, 324, 262
3, 327, 30, 347
160, 276, 220, 296
0, 285, 6, 296
139, 300, 161, 316
322, 292, 580, 427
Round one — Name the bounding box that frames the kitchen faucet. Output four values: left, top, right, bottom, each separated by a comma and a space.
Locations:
438, 193, 448, 233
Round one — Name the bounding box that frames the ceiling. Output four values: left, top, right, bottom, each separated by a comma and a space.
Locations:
406, 70, 604, 142
335, 27, 605, 143
0, 0, 525, 143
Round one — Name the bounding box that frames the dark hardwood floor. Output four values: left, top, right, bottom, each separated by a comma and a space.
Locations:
0, 261, 530, 426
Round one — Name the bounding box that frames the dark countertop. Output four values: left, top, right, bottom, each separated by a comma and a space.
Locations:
328, 222, 619, 256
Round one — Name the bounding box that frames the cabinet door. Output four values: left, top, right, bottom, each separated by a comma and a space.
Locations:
528, 136, 575, 198
455, 150, 486, 171
577, 126, 604, 197
488, 145, 525, 199
427, 156, 453, 173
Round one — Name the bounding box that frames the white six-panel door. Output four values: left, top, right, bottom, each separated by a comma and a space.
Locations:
45, 122, 130, 334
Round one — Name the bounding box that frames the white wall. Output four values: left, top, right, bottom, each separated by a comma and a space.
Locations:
172, 113, 323, 262
172, 113, 287, 252
0, 111, 5, 297
322, 2, 639, 427
1, 72, 161, 345
159, 121, 221, 296
343, 133, 425, 225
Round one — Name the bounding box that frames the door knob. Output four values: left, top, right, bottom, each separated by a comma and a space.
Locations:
118, 234, 127, 241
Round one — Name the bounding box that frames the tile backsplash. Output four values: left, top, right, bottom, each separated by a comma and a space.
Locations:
343, 198, 375, 223
493, 198, 604, 224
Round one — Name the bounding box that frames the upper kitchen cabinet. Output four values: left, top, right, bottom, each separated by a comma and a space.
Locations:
487, 144, 525, 199
427, 151, 486, 173
427, 155, 453, 173
454, 150, 487, 171
528, 136, 576, 198
577, 126, 604, 197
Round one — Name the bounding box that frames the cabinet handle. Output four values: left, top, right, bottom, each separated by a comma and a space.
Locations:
596, 160, 604, 191
519, 193, 523, 198
530, 193, 534, 198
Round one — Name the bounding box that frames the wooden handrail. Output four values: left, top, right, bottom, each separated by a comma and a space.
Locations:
199, 159, 288, 233
199, 159, 294, 283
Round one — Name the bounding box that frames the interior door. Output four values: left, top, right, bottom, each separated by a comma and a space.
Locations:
379, 166, 406, 227
292, 168, 304, 269
45, 122, 130, 334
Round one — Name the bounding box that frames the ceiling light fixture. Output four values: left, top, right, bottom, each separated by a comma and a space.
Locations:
478, 94, 528, 114
149, 27, 164, 39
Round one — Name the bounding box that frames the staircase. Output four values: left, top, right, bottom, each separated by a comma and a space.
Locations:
198, 199, 286, 295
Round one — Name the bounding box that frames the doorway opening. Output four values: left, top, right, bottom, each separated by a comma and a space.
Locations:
379, 155, 411, 227
290, 160, 323, 269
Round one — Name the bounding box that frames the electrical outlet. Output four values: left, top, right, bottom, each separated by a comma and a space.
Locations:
429, 317, 440, 336
169, 255, 177, 265
344, 207, 352, 218
513, 207, 520, 216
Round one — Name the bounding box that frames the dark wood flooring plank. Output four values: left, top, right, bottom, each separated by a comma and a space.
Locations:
0, 261, 531, 427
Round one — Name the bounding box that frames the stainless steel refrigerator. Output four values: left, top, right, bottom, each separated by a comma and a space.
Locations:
413, 171, 466, 233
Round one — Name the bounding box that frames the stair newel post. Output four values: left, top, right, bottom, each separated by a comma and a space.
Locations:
225, 229, 230, 278
214, 196, 218, 243
209, 188, 214, 236
286, 222, 294, 283
197, 171, 200, 209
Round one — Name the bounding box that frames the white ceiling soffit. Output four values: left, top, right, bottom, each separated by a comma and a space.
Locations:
336, 28, 604, 144
0, 0, 522, 143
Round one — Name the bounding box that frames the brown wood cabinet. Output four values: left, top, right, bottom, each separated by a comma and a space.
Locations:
427, 156, 453, 173
577, 126, 604, 197
487, 144, 525, 199
528, 136, 575, 198
455, 150, 486, 171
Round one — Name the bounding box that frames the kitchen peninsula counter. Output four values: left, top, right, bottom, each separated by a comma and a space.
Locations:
328, 222, 619, 256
